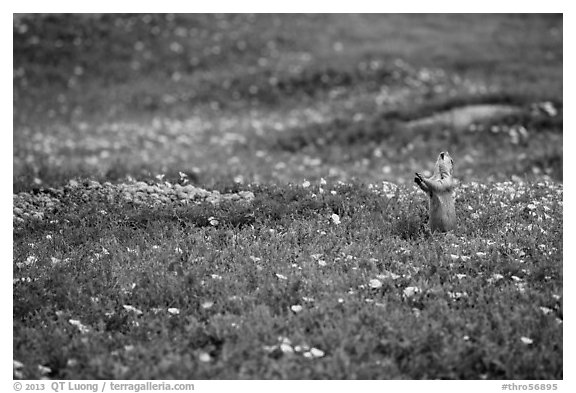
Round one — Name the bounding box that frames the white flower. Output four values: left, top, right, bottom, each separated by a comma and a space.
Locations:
331, 214, 341, 225
302, 180, 311, 188
291, 305, 303, 313
280, 343, 294, 353
38, 365, 52, 375
520, 336, 533, 345
376, 271, 400, 280
275, 273, 288, 280
167, 308, 180, 315
539, 307, 553, 315
201, 301, 214, 309
369, 279, 383, 289
476, 252, 487, 257
403, 286, 420, 297
456, 274, 467, 279
69, 319, 90, 333
123, 305, 143, 315
208, 217, 219, 226
198, 352, 212, 362
320, 178, 327, 185
318, 260, 327, 267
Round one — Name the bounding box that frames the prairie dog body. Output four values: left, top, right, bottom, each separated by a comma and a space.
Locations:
414, 152, 457, 232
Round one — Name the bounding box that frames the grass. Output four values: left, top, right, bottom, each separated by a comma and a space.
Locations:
13, 14, 562, 379
13, 180, 563, 379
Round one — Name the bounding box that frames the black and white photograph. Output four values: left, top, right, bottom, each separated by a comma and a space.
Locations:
12, 11, 563, 383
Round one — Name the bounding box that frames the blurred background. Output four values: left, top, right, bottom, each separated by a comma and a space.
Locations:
13, 14, 563, 191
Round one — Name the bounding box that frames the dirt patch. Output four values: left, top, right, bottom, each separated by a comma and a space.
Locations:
407, 104, 522, 130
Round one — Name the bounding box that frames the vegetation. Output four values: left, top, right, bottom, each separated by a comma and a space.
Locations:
13, 14, 562, 379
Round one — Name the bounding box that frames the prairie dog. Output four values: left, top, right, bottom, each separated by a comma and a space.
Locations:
414, 151, 457, 232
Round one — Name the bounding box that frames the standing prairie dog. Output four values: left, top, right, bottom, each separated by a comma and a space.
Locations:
414, 151, 457, 232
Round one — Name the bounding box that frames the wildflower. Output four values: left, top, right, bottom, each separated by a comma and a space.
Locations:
331, 213, 341, 225
304, 347, 325, 359
456, 274, 467, 280
369, 279, 383, 289
447, 291, 467, 299
377, 270, 400, 280
302, 180, 310, 188
208, 217, 219, 226
13, 360, 24, 379
318, 260, 327, 267
403, 286, 420, 297
291, 305, 303, 313
38, 365, 52, 375
275, 273, 288, 280
25, 256, 37, 266
520, 337, 533, 345
201, 301, 214, 310
198, 352, 211, 362
122, 305, 143, 315
167, 308, 180, 315
487, 274, 504, 284
68, 319, 90, 333
320, 178, 327, 185
539, 307, 553, 315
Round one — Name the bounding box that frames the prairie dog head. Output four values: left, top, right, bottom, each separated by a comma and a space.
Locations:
434, 151, 454, 178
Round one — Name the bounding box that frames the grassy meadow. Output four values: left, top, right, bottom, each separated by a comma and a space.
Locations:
13, 14, 562, 379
